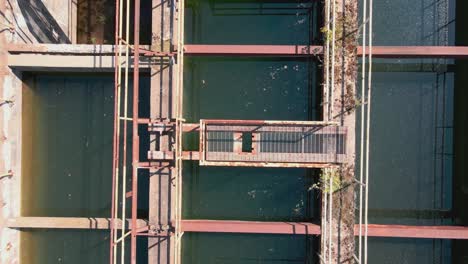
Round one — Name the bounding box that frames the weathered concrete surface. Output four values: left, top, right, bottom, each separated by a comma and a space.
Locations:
4, 0, 76, 44
0, 1, 77, 263
7, 43, 129, 54
6, 44, 159, 71
1, 1, 22, 264
7, 53, 157, 72
321, 0, 358, 263
148, 0, 177, 263
6, 217, 148, 230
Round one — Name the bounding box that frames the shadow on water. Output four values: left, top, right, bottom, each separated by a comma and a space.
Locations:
354, 0, 465, 263
180, 0, 322, 262
20, 73, 151, 263
453, 1, 468, 263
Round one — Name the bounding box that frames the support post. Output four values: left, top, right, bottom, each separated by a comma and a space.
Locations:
131, 0, 141, 263
148, 0, 177, 263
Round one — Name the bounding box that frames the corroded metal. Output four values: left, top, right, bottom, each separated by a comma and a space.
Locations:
184, 44, 324, 56
131, 0, 141, 262
181, 220, 468, 239
184, 44, 468, 58
199, 119, 347, 168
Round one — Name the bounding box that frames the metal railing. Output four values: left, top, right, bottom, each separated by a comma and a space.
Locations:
200, 119, 346, 168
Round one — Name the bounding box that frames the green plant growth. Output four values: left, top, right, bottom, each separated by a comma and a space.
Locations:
310, 168, 342, 194
321, 26, 333, 42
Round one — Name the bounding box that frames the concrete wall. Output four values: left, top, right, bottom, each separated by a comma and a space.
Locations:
0, 1, 76, 263
4, 0, 76, 44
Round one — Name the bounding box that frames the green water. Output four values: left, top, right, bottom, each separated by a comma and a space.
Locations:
21, 230, 110, 263
181, 1, 322, 261
356, 59, 454, 262
359, 0, 455, 46
183, 163, 316, 221
181, 56, 320, 262
20, 74, 150, 263
185, 0, 320, 45
182, 233, 316, 264
22, 74, 115, 217
21, 229, 148, 264
354, 0, 459, 262
367, 237, 451, 264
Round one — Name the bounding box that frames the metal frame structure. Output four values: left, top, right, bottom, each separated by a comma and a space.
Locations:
180, 220, 468, 239
110, 0, 178, 263
106, 1, 468, 263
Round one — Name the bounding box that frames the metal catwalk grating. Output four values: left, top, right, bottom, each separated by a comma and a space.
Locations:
200, 120, 347, 167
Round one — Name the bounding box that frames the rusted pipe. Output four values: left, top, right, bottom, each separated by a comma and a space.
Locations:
109, 0, 120, 262
130, 0, 141, 262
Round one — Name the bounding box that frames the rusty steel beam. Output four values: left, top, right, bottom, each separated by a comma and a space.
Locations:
180, 220, 468, 239
147, 150, 200, 161
361, 224, 468, 240
12, 218, 468, 240
184, 45, 468, 58
109, 0, 121, 262
359, 46, 468, 58
147, 151, 337, 168
184, 45, 323, 57
131, 0, 141, 263
181, 220, 320, 235
199, 160, 337, 168
201, 119, 338, 126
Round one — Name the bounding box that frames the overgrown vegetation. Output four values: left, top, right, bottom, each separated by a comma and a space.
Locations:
321, 2, 360, 119
309, 165, 357, 194
310, 168, 342, 194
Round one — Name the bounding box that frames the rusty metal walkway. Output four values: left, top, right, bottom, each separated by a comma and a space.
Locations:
146, 119, 347, 168
199, 119, 347, 168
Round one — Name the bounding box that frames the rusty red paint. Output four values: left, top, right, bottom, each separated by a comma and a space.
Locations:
184, 45, 468, 58
359, 46, 468, 58
362, 224, 468, 240
199, 160, 336, 168
137, 161, 171, 169
184, 45, 323, 57
180, 220, 321, 235
109, 0, 120, 262
201, 119, 338, 126
180, 220, 468, 240
182, 123, 200, 132
131, 0, 141, 263
137, 48, 176, 57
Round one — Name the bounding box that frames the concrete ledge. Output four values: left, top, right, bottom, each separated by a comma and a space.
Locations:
6, 217, 148, 230
7, 54, 160, 72
7, 44, 168, 72
7, 44, 152, 55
